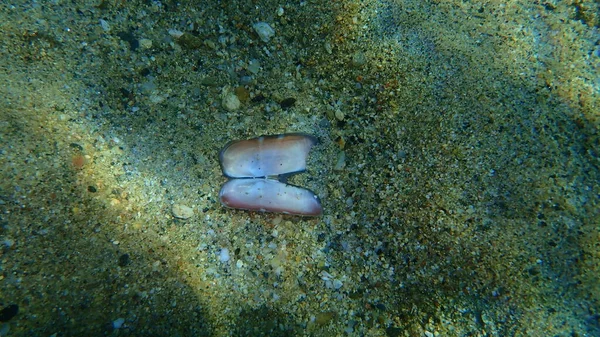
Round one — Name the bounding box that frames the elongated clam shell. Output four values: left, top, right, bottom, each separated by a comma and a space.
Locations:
219, 179, 323, 216
219, 133, 317, 178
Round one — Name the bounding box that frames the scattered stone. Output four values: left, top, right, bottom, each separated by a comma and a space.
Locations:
118, 253, 130, 267
234, 86, 250, 103
280, 97, 296, 109
219, 248, 230, 263
253, 22, 275, 42
247, 59, 261, 74
315, 311, 336, 326
0, 305, 18, 322
222, 92, 241, 111
334, 151, 346, 171
112, 318, 125, 329
99, 19, 110, 32
117, 31, 139, 50
168, 29, 184, 38
139, 38, 152, 49
0, 323, 9, 336
172, 204, 193, 219
176, 33, 203, 49
351, 51, 367, 67
335, 109, 345, 121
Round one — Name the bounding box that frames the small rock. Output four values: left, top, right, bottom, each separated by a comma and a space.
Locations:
118, 253, 130, 267
334, 151, 346, 171
0, 305, 18, 322
168, 29, 184, 38
219, 248, 230, 263
280, 97, 296, 109
99, 19, 111, 32
253, 22, 275, 42
113, 318, 125, 329
247, 59, 261, 74
351, 52, 367, 67
172, 204, 193, 219
222, 92, 241, 111
139, 38, 152, 49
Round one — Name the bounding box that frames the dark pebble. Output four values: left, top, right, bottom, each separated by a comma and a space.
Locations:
386, 327, 402, 337
251, 93, 265, 103
69, 143, 83, 151
118, 253, 130, 267
279, 97, 296, 109
87, 186, 97, 193
0, 304, 18, 322
117, 31, 139, 50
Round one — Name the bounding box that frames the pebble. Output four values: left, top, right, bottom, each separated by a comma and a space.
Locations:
0, 305, 18, 322
280, 97, 296, 109
168, 29, 184, 38
351, 51, 367, 67
247, 59, 261, 74
334, 151, 346, 171
99, 19, 110, 32
0, 324, 8, 336
253, 22, 275, 42
113, 318, 125, 329
222, 92, 241, 111
139, 38, 152, 49
172, 204, 194, 219
219, 248, 230, 263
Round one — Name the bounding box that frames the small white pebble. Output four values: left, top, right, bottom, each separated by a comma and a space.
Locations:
99, 19, 110, 32
236, 259, 243, 268
219, 248, 230, 263
168, 29, 184, 38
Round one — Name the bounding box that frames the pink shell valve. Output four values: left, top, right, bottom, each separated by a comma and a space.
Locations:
218, 133, 322, 216
219, 133, 317, 178
219, 179, 322, 216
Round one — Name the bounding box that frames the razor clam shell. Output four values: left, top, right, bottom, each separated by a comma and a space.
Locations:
219, 178, 322, 216
219, 133, 317, 178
